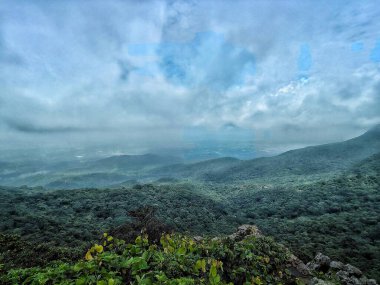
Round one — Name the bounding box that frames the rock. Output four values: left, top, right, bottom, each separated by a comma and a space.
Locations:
337, 270, 350, 282
336, 270, 349, 278
315, 253, 331, 267
358, 279, 378, 285
311, 277, 334, 285
287, 254, 312, 277
349, 277, 362, 285
329, 261, 344, 270
343, 264, 363, 277
336, 270, 370, 285
193, 236, 203, 242
228, 225, 313, 280
366, 279, 378, 285
307, 253, 331, 272
228, 224, 262, 241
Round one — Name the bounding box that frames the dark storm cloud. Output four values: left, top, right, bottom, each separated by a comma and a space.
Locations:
3, 119, 87, 134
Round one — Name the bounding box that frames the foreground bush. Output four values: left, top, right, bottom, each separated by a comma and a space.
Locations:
1, 232, 295, 285
0, 234, 83, 272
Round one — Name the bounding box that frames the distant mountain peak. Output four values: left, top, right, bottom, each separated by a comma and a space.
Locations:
369, 124, 380, 132
362, 124, 380, 138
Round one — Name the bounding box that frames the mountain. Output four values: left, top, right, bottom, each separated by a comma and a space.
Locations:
149, 157, 241, 180
0, 154, 183, 189
44, 172, 129, 189
84, 153, 183, 172
350, 152, 380, 176
0, 126, 379, 188
150, 125, 380, 182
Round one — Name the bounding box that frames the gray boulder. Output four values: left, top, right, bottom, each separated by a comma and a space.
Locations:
311, 277, 334, 285
358, 278, 378, 285
343, 264, 363, 277
349, 277, 362, 285
193, 236, 203, 242
228, 224, 262, 241
337, 270, 350, 282
307, 253, 331, 272
329, 261, 344, 270
287, 254, 312, 277
336, 270, 377, 285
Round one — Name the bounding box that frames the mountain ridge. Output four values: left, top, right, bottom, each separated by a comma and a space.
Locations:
0, 126, 379, 188
147, 125, 380, 182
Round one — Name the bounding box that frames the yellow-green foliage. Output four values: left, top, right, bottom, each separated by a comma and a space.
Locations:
1, 233, 293, 285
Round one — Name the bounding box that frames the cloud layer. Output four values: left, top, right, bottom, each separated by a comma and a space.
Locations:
0, 0, 380, 154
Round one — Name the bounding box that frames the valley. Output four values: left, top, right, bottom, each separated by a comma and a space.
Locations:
1, 126, 379, 281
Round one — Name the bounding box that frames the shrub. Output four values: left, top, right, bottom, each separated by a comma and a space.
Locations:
1, 232, 293, 285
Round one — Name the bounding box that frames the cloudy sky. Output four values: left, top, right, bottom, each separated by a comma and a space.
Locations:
0, 0, 379, 157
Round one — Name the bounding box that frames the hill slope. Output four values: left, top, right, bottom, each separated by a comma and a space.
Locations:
1, 126, 378, 188
1, 152, 379, 279
150, 125, 380, 182
85, 153, 183, 172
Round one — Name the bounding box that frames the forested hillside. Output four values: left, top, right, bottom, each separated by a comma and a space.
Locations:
1, 150, 379, 280
1, 126, 379, 189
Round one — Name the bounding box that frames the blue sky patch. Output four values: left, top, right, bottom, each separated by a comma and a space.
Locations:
370, 40, 380, 62
298, 44, 312, 72
351, 42, 364, 52
158, 31, 255, 91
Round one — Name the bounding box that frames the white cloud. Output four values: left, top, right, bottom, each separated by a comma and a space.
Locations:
0, 0, 379, 153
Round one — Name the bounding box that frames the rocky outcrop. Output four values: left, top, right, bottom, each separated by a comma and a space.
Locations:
193, 236, 203, 242
310, 277, 335, 285
306, 253, 331, 272
307, 253, 377, 285
329, 261, 344, 270
227, 224, 262, 241
287, 254, 312, 278
228, 225, 312, 279
200, 226, 377, 285
343, 264, 363, 277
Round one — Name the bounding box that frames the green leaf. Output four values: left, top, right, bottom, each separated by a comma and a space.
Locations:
195, 259, 206, 273
73, 263, 83, 272
177, 246, 186, 255
210, 265, 217, 277
75, 277, 86, 285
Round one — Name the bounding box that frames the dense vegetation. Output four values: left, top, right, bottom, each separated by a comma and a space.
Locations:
1, 231, 299, 285
0, 183, 236, 246
240, 174, 380, 279
0, 127, 379, 282
1, 154, 379, 280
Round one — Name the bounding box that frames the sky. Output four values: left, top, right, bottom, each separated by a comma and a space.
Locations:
0, 0, 380, 159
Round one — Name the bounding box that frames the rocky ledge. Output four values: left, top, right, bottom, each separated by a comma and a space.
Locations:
307, 252, 377, 285
217, 225, 378, 285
